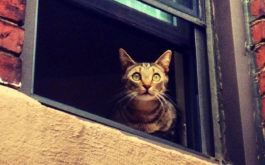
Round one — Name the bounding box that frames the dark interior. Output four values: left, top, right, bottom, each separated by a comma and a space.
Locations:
34, 0, 200, 147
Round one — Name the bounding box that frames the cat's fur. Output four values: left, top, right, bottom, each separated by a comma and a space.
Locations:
114, 48, 177, 138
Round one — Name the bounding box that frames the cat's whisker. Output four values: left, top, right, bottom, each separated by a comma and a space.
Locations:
155, 95, 162, 109
157, 93, 166, 103
161, 93, 177, 107
113, 95, 128, 105
110, 88, 128, 101
116, 91, 132, 104
163, 89, 177, 100
128, 91, 137, 102
117, 90, 137, 105
155, 94, 166, 110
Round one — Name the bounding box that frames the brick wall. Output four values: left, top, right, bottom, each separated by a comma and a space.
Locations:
250, 0, 265, 138
0, 0, 25, 88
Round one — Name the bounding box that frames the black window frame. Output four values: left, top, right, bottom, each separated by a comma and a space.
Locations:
21, 0, 221, 161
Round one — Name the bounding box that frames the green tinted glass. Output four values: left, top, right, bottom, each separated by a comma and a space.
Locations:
113, 0, 177, 26
155, 0, 198, 17
172, 0, 193, 8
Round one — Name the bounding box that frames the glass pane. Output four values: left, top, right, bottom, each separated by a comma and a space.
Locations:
114, 0, 177, 26
155, 0, 199, 16
156, 0, 194, 9
173, 0, 193, 9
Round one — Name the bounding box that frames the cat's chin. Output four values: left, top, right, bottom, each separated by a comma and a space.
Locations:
135, 94, 156, 101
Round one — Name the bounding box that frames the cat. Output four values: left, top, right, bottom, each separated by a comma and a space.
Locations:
113, 48, 178, 140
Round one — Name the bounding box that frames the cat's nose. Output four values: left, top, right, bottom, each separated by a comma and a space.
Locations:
143, 84, 151, 89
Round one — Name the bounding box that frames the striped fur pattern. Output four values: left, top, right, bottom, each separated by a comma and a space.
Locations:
114, 48, 177, 136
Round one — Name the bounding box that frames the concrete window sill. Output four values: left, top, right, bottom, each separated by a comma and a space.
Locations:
0, 85, 217, 165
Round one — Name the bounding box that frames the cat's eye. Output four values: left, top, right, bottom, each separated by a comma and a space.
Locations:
132, 72, 141, 81
153, 73, 161, 82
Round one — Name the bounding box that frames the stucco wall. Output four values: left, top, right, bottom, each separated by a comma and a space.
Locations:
0, 85, 217, 165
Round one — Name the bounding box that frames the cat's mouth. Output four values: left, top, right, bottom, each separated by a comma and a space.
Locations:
139, 90, 153, 96
135, 91, 156, 101
143, 91, 150, 95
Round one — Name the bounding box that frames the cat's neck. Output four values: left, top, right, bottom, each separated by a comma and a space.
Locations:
128, 97, 160, 112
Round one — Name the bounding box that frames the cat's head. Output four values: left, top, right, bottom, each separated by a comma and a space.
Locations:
119, 48, 172, 101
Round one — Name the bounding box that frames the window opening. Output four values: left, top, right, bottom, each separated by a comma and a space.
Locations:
26, 0, 213, 157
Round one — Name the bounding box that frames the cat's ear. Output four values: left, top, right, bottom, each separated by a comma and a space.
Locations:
155, 50, 172, 72
119, 48, 136, 71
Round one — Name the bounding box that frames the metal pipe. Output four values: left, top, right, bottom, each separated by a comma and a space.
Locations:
243, 0, 265, 164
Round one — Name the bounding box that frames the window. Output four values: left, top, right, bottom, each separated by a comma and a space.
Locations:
22, 0, 216, 160
142, 0, 200, 17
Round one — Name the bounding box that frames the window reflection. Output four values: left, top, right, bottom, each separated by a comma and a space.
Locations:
114, 0, 177, 26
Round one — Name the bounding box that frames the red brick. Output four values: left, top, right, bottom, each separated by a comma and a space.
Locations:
0, 0, 26, 24
251, 0, 265, 18
256, 44, 265, 70
259, 71, 265, 95
0, 52, 21, 87
251, 20, 265, 44
0, 20, 24, 54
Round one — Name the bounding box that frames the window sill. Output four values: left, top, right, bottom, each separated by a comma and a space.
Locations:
0, 85, 218, 164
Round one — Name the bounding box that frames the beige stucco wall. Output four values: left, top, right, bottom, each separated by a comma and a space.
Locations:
0, 85, 217, 165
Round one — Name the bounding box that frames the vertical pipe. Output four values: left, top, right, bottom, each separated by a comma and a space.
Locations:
243, 0, 265, 164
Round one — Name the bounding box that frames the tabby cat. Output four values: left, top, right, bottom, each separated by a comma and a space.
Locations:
114, 48, 177, 139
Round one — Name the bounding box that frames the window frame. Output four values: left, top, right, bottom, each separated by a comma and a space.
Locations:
21, 0, 221, 161
139, 0, 205, 26
147, 0, 199, 17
